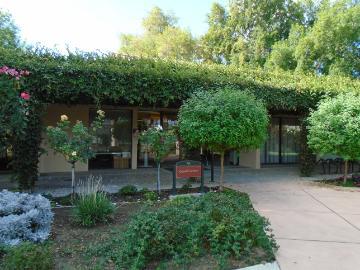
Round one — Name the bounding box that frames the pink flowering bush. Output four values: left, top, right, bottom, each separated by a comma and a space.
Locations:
0, 65, 39, 190
0, 65, 31, 147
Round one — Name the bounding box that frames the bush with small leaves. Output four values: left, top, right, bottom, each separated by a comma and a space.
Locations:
1, 242, 54, 270
119, 185, 138, 196
0, 190, 53, 246
92, 189, 276, 269
143, 191, 158, 202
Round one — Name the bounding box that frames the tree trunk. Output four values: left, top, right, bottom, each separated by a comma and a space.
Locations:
220, 152, 224, 191
157, 162, 161, 194
71, 162, 75, 197
343, 159, 348, 184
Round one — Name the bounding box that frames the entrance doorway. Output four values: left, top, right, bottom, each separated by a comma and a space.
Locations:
261, 117, 300, 164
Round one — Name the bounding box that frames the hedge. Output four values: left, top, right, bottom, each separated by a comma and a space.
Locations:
1, 47, 359, 111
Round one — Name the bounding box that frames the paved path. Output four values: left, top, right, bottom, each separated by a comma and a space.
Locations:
228, 169, 360, 270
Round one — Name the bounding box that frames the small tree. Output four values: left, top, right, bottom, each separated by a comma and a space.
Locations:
307, 93, 360, 183
140, 126, 176, 194
178, 88, 269, 191
46, 110, 105, 194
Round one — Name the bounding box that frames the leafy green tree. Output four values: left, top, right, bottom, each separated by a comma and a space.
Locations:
307, 93, 360, 183
265, 24, 306, 71
142, 6, 177, 34
0, 10, 20, 49
178, 88, 269, 190
120, 7, 196, 61
46, 111, 105, 194
139, 126, 176, 194
199, 3, 231, 63
200, 0, 305, 66
295, 0, 360, 77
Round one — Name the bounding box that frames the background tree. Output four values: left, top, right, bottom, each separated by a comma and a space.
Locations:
198, 3, 231, 63
178, 88, 269, 190
200, 0, 305, 66
307, 93, 360, 183
119, 7, 196, 61
294, 0, 360, 77
139, 126, 176, 194
0, 9, 20, 49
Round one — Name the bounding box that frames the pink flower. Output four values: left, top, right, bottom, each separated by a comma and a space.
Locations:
20, 92, 30, 100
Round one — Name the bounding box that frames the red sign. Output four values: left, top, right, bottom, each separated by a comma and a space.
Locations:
176, 165, 202, 178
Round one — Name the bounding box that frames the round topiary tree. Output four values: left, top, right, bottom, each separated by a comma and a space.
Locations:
178, 88, 269, 190
307, 93, 360, 183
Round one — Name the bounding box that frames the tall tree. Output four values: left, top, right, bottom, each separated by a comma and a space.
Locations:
119, 7, 196, 61
295, 0, 360, 77
0, 9, 20, 49
200, 0, 306, 66
199, 3, 232, 63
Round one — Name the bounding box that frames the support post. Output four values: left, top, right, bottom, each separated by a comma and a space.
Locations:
172, 165, 177, 195
200, 164, 204, 193
210, 152, 214, 182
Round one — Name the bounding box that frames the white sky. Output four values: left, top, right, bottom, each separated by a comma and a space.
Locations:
0, 0, 227, 53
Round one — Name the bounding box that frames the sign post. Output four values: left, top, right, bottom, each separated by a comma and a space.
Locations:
172, 160, 204, 195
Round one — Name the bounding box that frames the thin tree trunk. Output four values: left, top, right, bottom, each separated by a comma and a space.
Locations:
220, 152, 224, 191
71, 162, 75, 198
343, 159, 348, 184
157, 162, 161, 194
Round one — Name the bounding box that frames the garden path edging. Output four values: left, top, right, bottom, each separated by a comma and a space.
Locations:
235, 261, 280, 270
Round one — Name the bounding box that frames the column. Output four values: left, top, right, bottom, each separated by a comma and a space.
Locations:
131, 108, 138, 169
238, 148, 261, 169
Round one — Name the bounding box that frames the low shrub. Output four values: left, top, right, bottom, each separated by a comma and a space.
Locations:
143, 190, 158, 202
73, 192, 115, 227
1, 242, 54, 270
0, 190, 53, 246
181, 182, 192, 191
119, 185, 138, 196
93, 189, 276, 269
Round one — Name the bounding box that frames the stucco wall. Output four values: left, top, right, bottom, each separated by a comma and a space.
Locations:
38, 104, 90, 174
239, 149, 261, 169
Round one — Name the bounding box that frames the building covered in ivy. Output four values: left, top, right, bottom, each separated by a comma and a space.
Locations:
1, 48, 359, 182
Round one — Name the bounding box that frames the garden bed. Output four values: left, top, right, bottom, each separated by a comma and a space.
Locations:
318, 174, 360, 188
45, 186, 220, 207
1, 189, 276, 270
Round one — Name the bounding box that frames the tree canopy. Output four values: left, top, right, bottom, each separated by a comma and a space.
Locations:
200, 0, 360, 77
119, 7, 196, 61
0, 9, 20, 49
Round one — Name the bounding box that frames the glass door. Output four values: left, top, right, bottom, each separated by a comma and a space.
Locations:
261, 117, 300, 164
281, 118, 300, 163
261, 118, 280, 164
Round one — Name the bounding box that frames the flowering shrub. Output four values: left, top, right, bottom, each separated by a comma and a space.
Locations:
0, 65, 42, 190
140, 126, 176, 193
46, 110, 105, 193
0, 190, 53, 246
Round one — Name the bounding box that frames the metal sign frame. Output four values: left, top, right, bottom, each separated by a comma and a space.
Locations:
172, 160, 204, 195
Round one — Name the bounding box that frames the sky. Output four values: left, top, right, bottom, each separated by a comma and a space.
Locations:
0, 0, 228, 53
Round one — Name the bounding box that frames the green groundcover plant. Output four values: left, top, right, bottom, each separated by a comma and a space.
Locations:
0, 242, 54, 270
88, 189, 276, 269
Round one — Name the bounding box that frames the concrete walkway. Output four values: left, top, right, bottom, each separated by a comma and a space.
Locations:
228, 168, 360, 270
